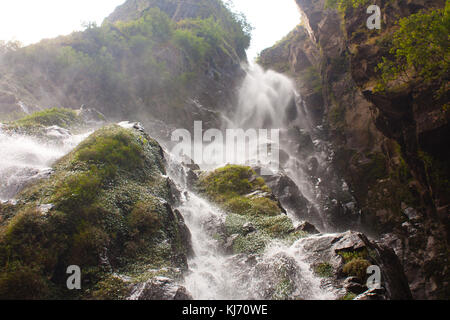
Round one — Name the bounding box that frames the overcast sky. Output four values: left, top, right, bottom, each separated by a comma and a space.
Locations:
0, 0, 300, 59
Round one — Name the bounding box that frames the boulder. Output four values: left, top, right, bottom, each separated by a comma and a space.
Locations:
129, 277, 193, 300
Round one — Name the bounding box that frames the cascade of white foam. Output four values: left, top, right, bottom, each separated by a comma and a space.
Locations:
168, 64, 335, 300
0, 127, 92, 201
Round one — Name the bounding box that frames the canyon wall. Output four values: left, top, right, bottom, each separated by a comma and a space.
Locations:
259, 0, 448, 299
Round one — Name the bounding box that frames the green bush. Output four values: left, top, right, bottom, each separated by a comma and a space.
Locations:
14, 108, 80, 128
314, 262, 334, 278
76, 130, 144, 171
376, 3, 449, 97
343, 258, 372, 281
0, 263, 51, 300
127, 202, 162, 236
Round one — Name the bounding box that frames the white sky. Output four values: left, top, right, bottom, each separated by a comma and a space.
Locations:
0, 0, 300, 59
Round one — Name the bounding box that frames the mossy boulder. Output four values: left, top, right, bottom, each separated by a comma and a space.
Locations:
0, 124, 191, 299
196, 165, 307, 254
3, 108, 85, 137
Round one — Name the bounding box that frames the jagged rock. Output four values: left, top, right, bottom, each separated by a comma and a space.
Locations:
343, 277, 367, 295
261, 171, 320, 225
354, 288, 387, 301
129, 277, 193, 300
293, 231, 412, 299
243, 222, 256, 235
224, 234, 240, 254
294, 221, 320, 234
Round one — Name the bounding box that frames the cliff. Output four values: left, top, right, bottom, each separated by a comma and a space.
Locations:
259, 0, 449, 299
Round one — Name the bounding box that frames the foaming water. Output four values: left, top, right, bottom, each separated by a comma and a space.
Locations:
163, 63, 337, 299
175, 188, 334, 300
232, 64, 296, 130
0, 128, 92, 200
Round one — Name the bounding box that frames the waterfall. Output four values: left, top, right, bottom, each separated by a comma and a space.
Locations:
0, 127, 92, 201
0, 64, 338, 300
168, 64, 336, 300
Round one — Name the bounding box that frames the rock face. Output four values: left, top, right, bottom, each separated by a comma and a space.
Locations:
297, 231, 412, 300
259, 0, 449, 299
129, 276, 193, 300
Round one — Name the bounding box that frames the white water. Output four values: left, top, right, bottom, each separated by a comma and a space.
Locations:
173, 184, 334, 300
0, 127, 92, 201
170, 64, 336, 300
0, 63, 336, 300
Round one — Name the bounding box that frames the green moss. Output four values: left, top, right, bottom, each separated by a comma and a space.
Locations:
13, 108, 81, 129
197, 165, 279, 216
314, 262, 334, 278
273, 277, 295, 300
0, 125, 188, 299
340, 292, 357, 300
342, 258, 372, 281
0, 262, 52, 300
339, 249, 369, 263
90, 275, 132, 300
198, 165, 305, 255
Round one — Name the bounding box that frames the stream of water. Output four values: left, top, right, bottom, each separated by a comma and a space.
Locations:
0, 64, 336, 300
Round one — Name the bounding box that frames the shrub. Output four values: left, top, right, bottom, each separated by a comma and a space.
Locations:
76, 130, 144, 171
314, 262, 334, 278
0, 263, 50, 300
343, 258, 372, 281
91, 275, 131, 300
127, 202, 162, 236
14, 108, 80, 128
376, 3, 449, 97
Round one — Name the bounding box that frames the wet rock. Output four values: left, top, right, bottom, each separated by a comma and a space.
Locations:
294, 221, 320, 234
293, 231, 412, 299
262, 172, 319, 225
37, 204, 54, 216
224, 234, 239, 254
167, 178, 182, 205
129, 277, 193, 300
403, 207, 420, 221
243, 222, 256, 235
344, 277, 367, 295
354, 288, 387, 300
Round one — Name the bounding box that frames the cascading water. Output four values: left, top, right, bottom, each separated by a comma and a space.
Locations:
167, 64, 337, 300
0, 126, 92, 201
0, 63, 340, 300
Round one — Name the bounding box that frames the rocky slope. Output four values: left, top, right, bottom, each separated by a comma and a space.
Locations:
259, 0, 449, 299
0, 108, 412, 300
0, 121, 192, 299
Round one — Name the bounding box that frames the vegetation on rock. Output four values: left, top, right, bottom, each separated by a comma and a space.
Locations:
197, 165, 307, 254
0, 125, 189, 299
375, 2, 449, 97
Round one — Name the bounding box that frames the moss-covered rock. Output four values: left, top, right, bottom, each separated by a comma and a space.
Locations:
0, 124, 191, 299
3, 108, 85, 137
196, 165, 307, 254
